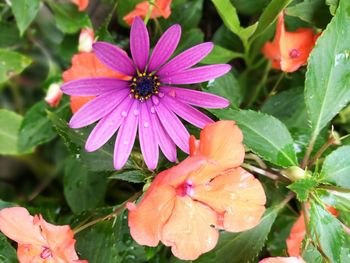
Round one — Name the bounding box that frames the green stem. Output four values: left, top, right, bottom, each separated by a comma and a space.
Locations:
245, 61, 271, 108
144, 0, 155, 25
241, 163, 280, 180
301, 135, 317, 169
73, 191, 142, 234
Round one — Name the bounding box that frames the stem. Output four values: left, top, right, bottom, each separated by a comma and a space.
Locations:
144, 0, 155, 25
308, 136, 337, 168
278, 192, 295, 208
301, 136, 316, 169
319, 185, 350, 193
260, 73, 285, 108
245, 153, 267, 169
246, 61, 271, 108
241, 163, 279, 180
73, 191, 142, 234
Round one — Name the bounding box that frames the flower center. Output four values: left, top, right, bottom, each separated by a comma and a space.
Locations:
176, 180, 194, 197
130, 73, 160, 102
40, 246, 53, 259
289, 48, 301, 59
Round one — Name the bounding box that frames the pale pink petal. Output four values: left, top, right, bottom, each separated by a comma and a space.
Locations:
161, 196, 219, 261
259, 257, 305, 263
0, 207, 45, 246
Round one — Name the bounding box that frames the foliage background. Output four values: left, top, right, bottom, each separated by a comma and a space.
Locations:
0, 0, 350, 262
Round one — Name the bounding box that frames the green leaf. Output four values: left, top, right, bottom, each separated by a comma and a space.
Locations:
211, 0, 241, 36
321, 146, 350, 188
305, 0, 350, 142
49, 2, 91, 34
0, 22, 20, 49
48, 111, 118, 171
309, 201, 346, 263
0, 109, 23, 155
288, 177, 319, 201
18, 101, 69, 152
318, 189, 350, 213
109, 170, 146, 183
253, 0, 293, 39
0, 49, 31, 84
204, 72, 242, 108
0, 233, 18, 263
11, 0, 40, 36
64, 158, 108, 214
261, 88, 308, 130
195, 207, 279, 263
201, 45, 243, 64
76, 210, 147, 263
212, 109, 298, 167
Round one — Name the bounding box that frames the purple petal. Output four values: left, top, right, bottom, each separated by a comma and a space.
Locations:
154, 99, 189, 153
147, 24, 181, 72
61, 78, 129, 96
160, 64, 231, 85
160, 86, 229, 108
114, 100, 140, 170
162, 95, 213, 128
130, 17, 150, 71
85, 96, 134, 152
93, 42, 135, 76
69, 89, 129, 129
147, 100, 177, 162
139, 102, 159, 170
156, 42, 214, 77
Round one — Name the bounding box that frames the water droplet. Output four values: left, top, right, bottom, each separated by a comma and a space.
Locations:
124, 140, 128, 145
133, 109, 139, 116
75, 154, 80, 159
150, 107, 156, 113
144, 122, 149, 128
169, 89, 176, 97
121, 111, 128, 117
335, 51, 350, 66
152, 96, 159, 105
158, 92, 164, 98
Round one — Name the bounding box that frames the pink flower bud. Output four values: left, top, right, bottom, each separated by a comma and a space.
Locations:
78, 28, 94, 53
45, 83, 63, 107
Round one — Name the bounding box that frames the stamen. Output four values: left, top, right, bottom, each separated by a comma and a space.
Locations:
289, 48, 301, 59
40, 246, 53, 259
130, 72, 160, 101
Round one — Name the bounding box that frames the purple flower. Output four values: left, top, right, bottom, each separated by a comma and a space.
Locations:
61, 17, 231, 170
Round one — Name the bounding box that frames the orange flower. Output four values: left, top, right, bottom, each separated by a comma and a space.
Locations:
71, 0, 89, 11
123, 0, 172, 25
286, 206, 338, 256
62, 53, 128, 113
259, 257, 305, 263
262, 12, 318, 72
0, 207, 87, 263
127, 121, 266, 260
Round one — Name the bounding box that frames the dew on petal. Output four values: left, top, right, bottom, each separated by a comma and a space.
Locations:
158, 92, 164, 98
121, 111, 128, 117
144, 122, 149, 128
133, 109, 140, 116
152, 96, 160, 105
150, 106, 156, 113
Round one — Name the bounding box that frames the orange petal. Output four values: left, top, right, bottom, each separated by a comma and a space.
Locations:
123, 2, 151, 25
0, 207, 45, 246
260, 257, 305, 263
286, 213, 306, 256
36, 215, 82, 262
161, 196, 219, 260
262, 41, 281, 69
71, 0, 89, 11
193, 167, 266, 232
127, 185, 176, 246
62, 52, 128, 113
154, 0, 172, 18
17, 244, 45, 263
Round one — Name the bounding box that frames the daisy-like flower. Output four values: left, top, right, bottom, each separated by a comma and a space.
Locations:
61, 17, 231, 170
127, 121, 266, 260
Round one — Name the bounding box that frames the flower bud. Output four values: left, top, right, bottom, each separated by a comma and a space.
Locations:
78, 28, 94, 53
45, 83, 63, 107
281, 166, 310, 181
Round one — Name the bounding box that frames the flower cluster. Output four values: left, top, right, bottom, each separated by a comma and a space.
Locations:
127, 121, 266, 260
